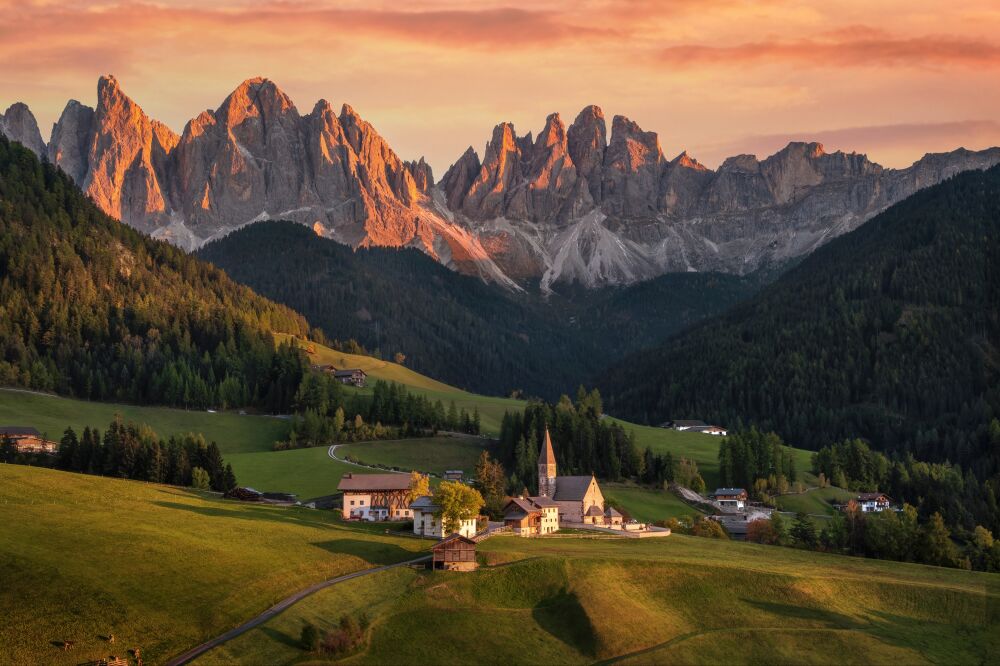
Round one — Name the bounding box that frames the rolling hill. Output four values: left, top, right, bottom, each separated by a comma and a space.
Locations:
4, 465, 996, 666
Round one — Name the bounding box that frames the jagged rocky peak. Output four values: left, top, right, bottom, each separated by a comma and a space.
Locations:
48, 100, 95, 184
404, 157, 434, 194
671, 150, 708, 171
440, 146, 482, 210
567, 105, 607, 202
602, 114, 665, 217
460, 121, 527, 219
84, 75, 177, 227
1, 102, 45, 156
217, 76, 299, 129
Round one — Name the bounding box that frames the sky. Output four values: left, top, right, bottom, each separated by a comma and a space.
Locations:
2, 0, 999, 175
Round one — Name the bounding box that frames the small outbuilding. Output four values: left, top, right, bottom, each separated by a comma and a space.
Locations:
431, 533, 478, 572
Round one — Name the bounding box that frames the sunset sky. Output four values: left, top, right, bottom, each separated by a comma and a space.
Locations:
3, 0, 999, 174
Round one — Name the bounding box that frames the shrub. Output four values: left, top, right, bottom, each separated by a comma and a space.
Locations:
300, 623, 320, 651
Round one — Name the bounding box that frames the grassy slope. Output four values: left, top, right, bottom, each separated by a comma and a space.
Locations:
0, 388, 288, 454
776, 486, 857, 516
0, 466, 428, 666
602, 483, 704, 522
198, 533, 999, 666
338, 435, 493, 477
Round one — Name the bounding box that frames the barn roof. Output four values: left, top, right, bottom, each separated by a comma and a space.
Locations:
0, 426, 41, 437
530, 496, 559, 508
433, 533, 476, 549
673, 420, 708, 427
714, 488, 747, 496
857, 492, 890, 501
554, 476, 595, 501
504, 497, 540, 517
337, 472, 411, 491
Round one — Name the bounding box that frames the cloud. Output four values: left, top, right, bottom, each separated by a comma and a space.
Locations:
658, 33, 1000, 68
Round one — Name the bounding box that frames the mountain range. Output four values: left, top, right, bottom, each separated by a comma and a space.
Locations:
4, 75, 1000, 290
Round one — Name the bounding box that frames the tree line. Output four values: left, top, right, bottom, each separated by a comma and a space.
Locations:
718, 427, 799, 500
0, 417, 237, 492
281, 375, 481, 449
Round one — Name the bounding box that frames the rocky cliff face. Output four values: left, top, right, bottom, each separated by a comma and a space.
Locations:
440, 110, 1000, 288
6, 77, 1000, 290
1, 103, 45, 157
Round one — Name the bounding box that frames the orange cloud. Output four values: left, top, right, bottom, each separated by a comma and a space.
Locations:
658, 33, 1000, 68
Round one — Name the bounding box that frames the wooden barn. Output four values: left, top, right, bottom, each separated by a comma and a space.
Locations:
337, 472, 415, 520
431, 534, 477, 572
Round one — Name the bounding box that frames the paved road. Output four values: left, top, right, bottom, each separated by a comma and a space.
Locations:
165, 555, 431, 666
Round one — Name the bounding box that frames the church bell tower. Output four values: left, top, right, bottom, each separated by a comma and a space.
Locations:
538, 428, 557, 497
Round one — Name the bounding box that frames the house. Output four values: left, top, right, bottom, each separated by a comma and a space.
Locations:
411, 495, 478, 538
538, 429, 608, 524
337, 472, 416, 520
687, 425, 728, 436
670, 420, 708, 431
431, 534, 477, 572
0, 426, 57, 454
443, 470, 464, 482
503, 496, 559, 536
713, 488, 748, 511
333, 368, 367, 388
856, 492, 891, 513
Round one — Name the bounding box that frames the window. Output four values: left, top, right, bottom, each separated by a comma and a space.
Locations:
360, 500, 365, 505
350, 500, 355, 506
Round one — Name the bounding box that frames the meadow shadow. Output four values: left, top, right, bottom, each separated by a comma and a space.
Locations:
745, 599, 863, 630
260, 626, 302, 650
312, 538, 417, 565
532, 588, 597, 658
152, 500, 336, 531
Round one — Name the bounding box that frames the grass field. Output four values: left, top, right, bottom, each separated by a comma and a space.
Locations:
197, 527, 999, 665
0, 465, 430, 666
602, 483, 706, 523
0, 388, 287, 454
338, 435, 492, 477
776, 486, 856, 516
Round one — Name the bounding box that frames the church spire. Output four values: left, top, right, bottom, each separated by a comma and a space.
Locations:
538, 427, 557, 497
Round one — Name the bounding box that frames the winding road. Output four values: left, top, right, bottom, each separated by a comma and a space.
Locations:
164, 555, 430, 666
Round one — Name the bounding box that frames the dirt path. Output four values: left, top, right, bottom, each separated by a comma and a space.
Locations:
165, 555, 431, 666
327, 444, 394, 472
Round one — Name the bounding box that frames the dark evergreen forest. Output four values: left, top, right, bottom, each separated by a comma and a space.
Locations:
0, 137, 311, 412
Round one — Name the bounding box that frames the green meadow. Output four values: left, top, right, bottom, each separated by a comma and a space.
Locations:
338, 434, 493, 477
198, 527, 999, 665
0, 465, 428, 666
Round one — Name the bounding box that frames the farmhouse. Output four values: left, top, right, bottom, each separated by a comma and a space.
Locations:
411, 495, 477, 538
431, 534, 477, 572
688, 425, 728, 436
538, 429, 609, 525
0, 426, 57, 454
443, 470, 464, 482
333, 368, 367, 387
337, 472, 415, 520
713, 488, 748, 510
503, 496, 559, 536
670, 420, 708, 431
856, 492, 891, 513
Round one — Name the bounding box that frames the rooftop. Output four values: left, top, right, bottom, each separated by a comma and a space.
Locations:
337, 472, 412, 491
714, 488, 747, 496
554, 476, 595, 501
0, 426, 42, 437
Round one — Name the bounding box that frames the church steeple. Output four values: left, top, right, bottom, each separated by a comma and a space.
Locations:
538, 428, 557, 497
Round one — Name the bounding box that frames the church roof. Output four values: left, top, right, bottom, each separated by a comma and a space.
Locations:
585, 504, 604, 517
540, 428, 556, 466
554, 475, 595, 501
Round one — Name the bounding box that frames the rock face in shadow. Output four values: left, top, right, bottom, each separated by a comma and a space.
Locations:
7, 77, 1000, 289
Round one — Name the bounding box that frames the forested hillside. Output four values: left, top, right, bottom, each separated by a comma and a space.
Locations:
602, 165, 1000, 481
198, 221, 759, 397
0, 137, 311, 411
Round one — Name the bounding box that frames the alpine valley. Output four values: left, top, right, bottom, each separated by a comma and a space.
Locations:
4, 75, 999, 290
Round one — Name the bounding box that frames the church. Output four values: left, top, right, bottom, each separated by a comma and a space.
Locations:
538, 428, 617, 525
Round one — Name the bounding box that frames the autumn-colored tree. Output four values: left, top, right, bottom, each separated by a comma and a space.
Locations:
691, 516, 729, 539
433, 480, 485, 534
394, 352, 406, 366
747, 518, 780, 545
407, 470, 429, 503
475, 451, 506, 517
